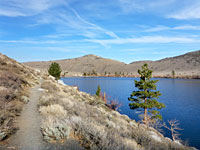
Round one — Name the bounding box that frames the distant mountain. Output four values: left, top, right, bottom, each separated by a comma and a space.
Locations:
24, 54, 125, 74
24, 50, 200, 78
128, 50, 200, 75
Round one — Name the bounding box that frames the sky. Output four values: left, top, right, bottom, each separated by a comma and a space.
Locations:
0, 0, 200, 63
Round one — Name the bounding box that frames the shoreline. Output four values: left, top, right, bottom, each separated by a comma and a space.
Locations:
61, 75, 200, 79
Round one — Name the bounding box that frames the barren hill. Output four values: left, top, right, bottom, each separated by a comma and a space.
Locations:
24, 50, 200, 78
24, 54, 126, 76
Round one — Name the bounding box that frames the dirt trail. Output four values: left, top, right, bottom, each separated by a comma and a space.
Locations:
0, 81, 84, 150
9, 81, 45, 150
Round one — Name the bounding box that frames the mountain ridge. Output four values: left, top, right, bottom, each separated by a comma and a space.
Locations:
24, 50, 200, 78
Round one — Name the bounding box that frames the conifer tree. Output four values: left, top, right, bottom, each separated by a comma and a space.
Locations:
128, 64, 165, 125
96, 85, 101, 97
48, 62, 62, 80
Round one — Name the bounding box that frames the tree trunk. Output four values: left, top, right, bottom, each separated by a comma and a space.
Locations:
143, 96, 148, 125
171, 129, 175, 141
144, 108, 147, 125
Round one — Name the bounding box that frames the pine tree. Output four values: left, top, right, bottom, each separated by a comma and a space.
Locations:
48, 62, 62, 80
128, 63, 165, 125
96, 85, 101, 97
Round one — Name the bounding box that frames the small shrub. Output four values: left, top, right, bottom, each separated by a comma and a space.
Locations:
163, 119, 182, 142
41, 116, 71, 141
100, 92, 122, 111
106, 100, 122, 111
41, 81, 60, 93
39, 104, 67, 118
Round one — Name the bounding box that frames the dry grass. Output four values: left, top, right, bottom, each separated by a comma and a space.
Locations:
41, 80, 60, 93
39, 104, 67, 118
0, 72, 26, 140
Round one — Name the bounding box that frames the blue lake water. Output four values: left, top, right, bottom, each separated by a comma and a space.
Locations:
62, 77, 200, 149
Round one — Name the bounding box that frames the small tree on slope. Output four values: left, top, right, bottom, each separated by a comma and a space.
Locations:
128, 63, 165, 126
48, 62, 62, 80
96, 85, 101, 97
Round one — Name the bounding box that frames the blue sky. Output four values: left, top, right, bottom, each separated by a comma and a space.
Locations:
0, 0, 200, 63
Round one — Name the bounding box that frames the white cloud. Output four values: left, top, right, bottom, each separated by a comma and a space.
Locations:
1, 35, 197, 45
0, 0, 119, 40
118, 0, 200, 20
118, 0, 175, 14
0, 0, 67, 17
174, 25, 200, 30
87, 36, 200, 45
0, 39, 80, 44
43, 33, 73, 39
0, 9, 26, 17
0, 0, 47, 17
118, 0, 143, 13
144, 25, 200, 32
31, 4, 119, 39
167, 1, 200, 19
69, 7, 119, 39
144, 26, 170, 32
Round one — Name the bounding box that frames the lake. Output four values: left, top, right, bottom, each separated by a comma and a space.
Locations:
62, 77, 200, 149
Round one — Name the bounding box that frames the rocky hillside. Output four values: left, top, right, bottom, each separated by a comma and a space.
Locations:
24, 50, 200, 78
0, 53, 195, 149
0, 53, 40, 141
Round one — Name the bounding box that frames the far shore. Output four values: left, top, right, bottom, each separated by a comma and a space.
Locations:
61, 74, 200, 79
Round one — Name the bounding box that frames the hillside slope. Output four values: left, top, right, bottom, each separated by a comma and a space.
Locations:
0, 53, 39, 141
24, 54, 125, 75
133, 50, 200, 76
24, 50, 200, 78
